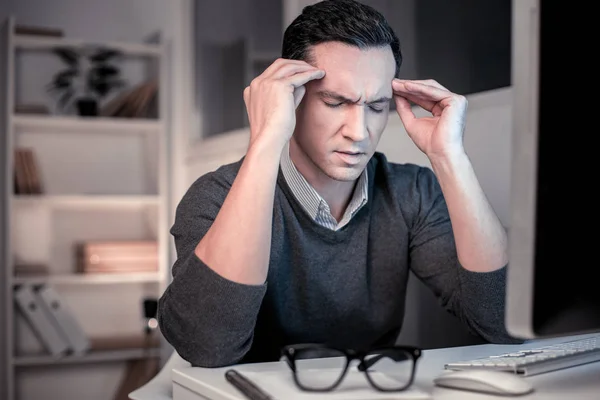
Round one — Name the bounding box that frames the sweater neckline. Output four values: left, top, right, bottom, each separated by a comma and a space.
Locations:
276, 159, 376, 243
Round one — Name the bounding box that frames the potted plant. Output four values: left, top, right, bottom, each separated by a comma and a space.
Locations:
46, 46, 127, 116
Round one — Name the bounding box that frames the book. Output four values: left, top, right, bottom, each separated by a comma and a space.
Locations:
33, 284, 91, 355
13, 148, 44, 195
76, 240, 159, 274
13, 284, 70, 357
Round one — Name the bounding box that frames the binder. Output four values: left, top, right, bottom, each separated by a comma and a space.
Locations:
34, 284, 91, 355
13, 284, 70, 357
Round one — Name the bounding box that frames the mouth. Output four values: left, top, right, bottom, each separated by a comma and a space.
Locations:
334, 151, 365, 165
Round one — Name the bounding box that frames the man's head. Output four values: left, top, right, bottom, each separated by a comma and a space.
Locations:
281, 0, 402, 185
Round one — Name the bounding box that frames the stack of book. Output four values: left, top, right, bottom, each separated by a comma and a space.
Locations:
100, 79, 158, 119
76, 240, 159, 274
14, 148, 44, 195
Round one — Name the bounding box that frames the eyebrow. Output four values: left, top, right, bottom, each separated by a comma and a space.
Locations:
317, 90, 391, 105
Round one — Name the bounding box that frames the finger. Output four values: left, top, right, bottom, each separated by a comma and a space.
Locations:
394, 90, 436, 112
285, 68, 326, 89
394, 78, 449, 92
393, 79, 452, 103
293, 85, 306, 108
243, 86, 250, 117
269, 63, 323, 82
394, 95, 417, 130
262, 58, 319, 80
243, 86, 250, 107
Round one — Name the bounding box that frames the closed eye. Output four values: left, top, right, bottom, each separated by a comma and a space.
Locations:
369, 105, 386, 113
325, 102, 386, 113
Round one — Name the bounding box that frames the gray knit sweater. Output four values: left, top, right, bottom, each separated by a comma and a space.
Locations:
158, 152, 519, 368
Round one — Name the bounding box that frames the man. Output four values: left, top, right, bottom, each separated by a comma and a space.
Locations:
158, 0, 520, 368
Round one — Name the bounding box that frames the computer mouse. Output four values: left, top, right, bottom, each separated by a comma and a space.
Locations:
434, 369, 534, 396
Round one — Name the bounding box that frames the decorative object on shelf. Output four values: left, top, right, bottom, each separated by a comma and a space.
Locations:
46, 45, 127, 116
75, 240, 159, 274
143, 298, 159, 334
13, 147, 44, 195
100, 79, 158, 119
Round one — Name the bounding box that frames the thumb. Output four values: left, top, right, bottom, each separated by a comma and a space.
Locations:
293, 85, 306, 109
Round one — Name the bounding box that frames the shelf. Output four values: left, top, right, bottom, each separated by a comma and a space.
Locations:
13, 194, 161, 208
13, 347, 161, 367
13, 115, 161, 135
13, 34, 162, 58
13, 272, 162, 286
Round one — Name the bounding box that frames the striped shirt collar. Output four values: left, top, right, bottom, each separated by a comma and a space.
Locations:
280, 141, 368, 231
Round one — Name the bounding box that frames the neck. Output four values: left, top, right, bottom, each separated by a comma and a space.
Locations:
289, 139, 356, 222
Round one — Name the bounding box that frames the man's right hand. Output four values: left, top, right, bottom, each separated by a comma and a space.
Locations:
243, 58, 325, 150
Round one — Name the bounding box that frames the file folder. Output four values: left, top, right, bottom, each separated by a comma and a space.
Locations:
34, 284, 91, 355
14, 284, 70, 357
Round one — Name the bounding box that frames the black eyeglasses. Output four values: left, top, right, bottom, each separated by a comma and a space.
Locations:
281, 343, 422, 392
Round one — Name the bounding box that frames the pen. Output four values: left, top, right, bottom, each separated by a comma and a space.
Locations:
225, 369, 275, 400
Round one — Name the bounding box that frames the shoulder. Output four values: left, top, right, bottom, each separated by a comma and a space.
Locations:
177, 158, 243, 211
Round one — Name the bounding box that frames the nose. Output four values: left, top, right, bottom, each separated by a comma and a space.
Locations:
342, 106, 368, 143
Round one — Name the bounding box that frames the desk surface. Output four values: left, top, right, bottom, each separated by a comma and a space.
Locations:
172, 333, 600, 400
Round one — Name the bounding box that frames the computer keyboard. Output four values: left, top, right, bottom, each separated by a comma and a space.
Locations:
445, 334, 600, 376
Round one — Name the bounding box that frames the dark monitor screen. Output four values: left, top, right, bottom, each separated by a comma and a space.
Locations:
506, 0, 600, 339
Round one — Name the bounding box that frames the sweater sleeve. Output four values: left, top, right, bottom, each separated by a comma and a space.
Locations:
407, 166, 522, 344
157, 165, 268, 367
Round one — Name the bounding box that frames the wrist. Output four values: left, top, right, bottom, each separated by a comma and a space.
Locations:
428, 148, 470, 177
246, 136, 287, 167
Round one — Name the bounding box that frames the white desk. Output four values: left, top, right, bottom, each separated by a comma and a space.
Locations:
172, 333, 600, 400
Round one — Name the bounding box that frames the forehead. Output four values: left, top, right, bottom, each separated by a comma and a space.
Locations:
308, 41, 396, 98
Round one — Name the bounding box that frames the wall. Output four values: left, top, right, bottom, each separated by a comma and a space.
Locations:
415, 0, 511, 95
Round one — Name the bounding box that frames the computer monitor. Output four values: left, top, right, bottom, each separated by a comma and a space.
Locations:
505, 0, 600, 339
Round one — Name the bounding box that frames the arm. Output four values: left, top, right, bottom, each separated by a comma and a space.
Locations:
393, 78, 506, 272
406, 166, 520, 344
392, 79, 517, 343
429, 151, 507, 272
158, 60, 325, 367
157, 156, 275, 368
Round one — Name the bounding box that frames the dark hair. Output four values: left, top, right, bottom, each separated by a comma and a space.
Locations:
282, 0, 402, 77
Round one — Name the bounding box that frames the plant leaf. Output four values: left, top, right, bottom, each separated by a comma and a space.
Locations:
53, 68, 79, 82
52, 47, 80, 66
57, 88, 74, 110
89, 48, 122, 63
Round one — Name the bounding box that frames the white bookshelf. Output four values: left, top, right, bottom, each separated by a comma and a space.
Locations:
1, 16, 170, 400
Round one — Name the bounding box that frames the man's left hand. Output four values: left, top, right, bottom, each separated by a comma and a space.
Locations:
392, 79, 467, 159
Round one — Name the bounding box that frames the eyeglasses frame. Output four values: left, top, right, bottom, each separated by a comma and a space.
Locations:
280, 343, 422, 392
